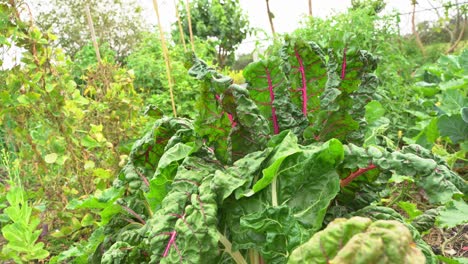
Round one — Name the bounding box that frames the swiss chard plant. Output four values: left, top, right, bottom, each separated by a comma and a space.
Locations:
50, 36, 467, 264
411, 50, 468, 166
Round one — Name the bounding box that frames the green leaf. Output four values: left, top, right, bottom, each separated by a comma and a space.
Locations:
438, 89, 466, 115
223, 84, 271, 162
80, 135, 100, 149
436, 200, 468, 228
462, 107, 468, 123
80, 213, 94, 227
67, 187, 124, 210
155, 143, 193, 172
438, 114, 468, 144
388, 174, 415, 183
414, 117, 439, 147
239, 206, 307, 263
397, 201, 422, 221
243, 56, 308, 137
251, 131, 302, 194
45, 83, 55, 92
365, 101, 385, 124
437, 255, 468, 264
222, 137, 343, 262
411, 208, 439, 233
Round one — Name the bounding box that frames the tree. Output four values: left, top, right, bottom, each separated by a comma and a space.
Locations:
424, 0, 467, 53
351, 0, 386, 14
34, 0, 149, 60
174, 0, 251, 68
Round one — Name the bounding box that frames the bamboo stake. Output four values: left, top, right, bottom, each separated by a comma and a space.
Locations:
85, 5, 102, 64
411, 0, 426, 57
174, 0, 187, 52
308, 0, 312, 16
185, 0, 195, 52
152, 0, 178, 117
266, 0, 276, 37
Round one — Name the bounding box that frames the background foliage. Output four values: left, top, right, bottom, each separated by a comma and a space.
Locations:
0, 0, 467, 263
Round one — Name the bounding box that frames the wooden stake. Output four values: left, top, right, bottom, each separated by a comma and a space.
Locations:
174, 0, 187, 52
411, 0, 426, 57
308, 0, 312, 16
185, 0, 195, 52
85, 5, 102, 63
152, 0, 178, 117
266, 0, 276, 37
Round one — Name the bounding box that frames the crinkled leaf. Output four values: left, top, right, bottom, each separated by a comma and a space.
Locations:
222, 84, 271, 161
436, 199, 468, 228
189, 57, 232, 163
288, 217, 425, 264
352, 206, 438, 264
221, 135, 343, 263
244, 56, 308, 136
411, 208, 440, 233
239, 206, 307, 263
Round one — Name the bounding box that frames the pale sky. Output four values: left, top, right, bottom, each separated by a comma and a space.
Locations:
141, 0, 439, 34
0, 0, 456, 68
139, 0, 445, 53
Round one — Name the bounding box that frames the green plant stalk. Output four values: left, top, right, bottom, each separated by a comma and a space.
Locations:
387, 183, 410, 207
272, 176, 278, 207
249, 249, 260, 264
217, 230, 247, 264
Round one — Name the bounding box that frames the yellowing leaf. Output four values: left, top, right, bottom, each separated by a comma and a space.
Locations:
44, 153, 58, 164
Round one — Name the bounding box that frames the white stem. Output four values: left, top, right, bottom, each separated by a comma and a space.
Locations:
217, 230, 247, 264
272, 177, 278, 207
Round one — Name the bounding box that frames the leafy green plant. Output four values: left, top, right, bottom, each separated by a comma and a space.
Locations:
1, 186, 49, 263
0, 149, 49, 263
0, 2, 155, 255
411, 50, 468, 166
52, 36, 466, 263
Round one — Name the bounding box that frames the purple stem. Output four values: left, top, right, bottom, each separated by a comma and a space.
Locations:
120, 205, 146, 225
135, 169, 150, 188
294, 48, 308, 116
265, 67, 279, 134
341, 48, 347, 80
163, 231, 177, 257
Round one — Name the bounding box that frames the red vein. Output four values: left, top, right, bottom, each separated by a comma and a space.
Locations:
120, 205, 146, 224
340, 163, 377, 187
163, 231, 177, 257
215, 94, 235, 127
135, 170, 150, 188
341, 48, 347, 80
